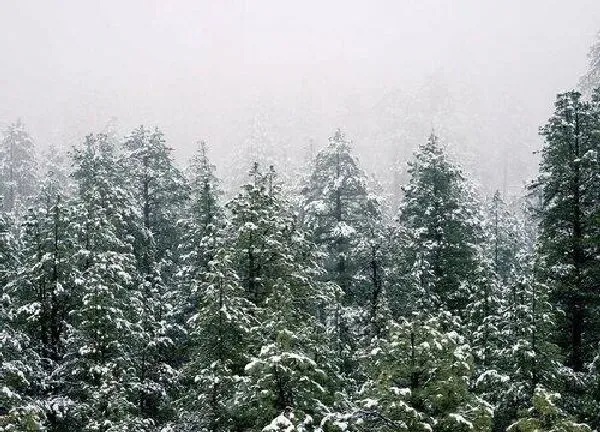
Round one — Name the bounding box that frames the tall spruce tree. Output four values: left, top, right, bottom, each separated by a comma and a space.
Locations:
62, 133, 146, 431
122, 126, 190, 425
178, 141, 224, 319
535, 91, 600, 372
302, 130, 383, 381
302, 129, 382, 306
227, 163, 340, 429
494, 256, 563, 432
507, 386, 592, 432
468, 193, 563, 431
176, 251, 255, 431
7, 167, 81, 430
0, 119, 37, 215
0, 208, 45, 431
393, 133, 486, 317
323, 312, 493, 432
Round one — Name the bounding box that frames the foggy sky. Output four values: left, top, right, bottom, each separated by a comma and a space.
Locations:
1, 0, 600, 192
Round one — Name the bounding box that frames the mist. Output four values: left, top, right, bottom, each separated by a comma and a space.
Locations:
1, 0, 599, 194
4, 3, 600, 430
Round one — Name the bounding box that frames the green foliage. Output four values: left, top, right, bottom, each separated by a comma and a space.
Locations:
534, 91, 600, 375
393, 133, 485, 316
0, 119, 37, 214
302, 129, 382, 305
0, 212, 46, 431
508, 387, 591, 432
62, 134, 146, 431
322, 312, 492, 432
178, 251, 255, 431
0, 79, 598, 432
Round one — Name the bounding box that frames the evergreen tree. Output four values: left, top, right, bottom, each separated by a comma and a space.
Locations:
392, 133, 485, 317
177, 251, 255, 431
507, 387, 591, 432
122, 126, 189, 271
487, 192, 523, 286
227, 163, 340, 429
302, 129, 382, 306
225, 163, 280, 306
7, 169, 79, 429
466, 193, 563, 431
302, 130, 383, 381
323, 312, 493, 432
534, 91, 600, 372
62, 133, 146, 431
0, 119, 37, 214
0, 208, 45, 431
122, 126, 190, 425
39, 145, 73, 199
494, 257, 563, 432
178, 141, 224, 319
465, 192, 525, 409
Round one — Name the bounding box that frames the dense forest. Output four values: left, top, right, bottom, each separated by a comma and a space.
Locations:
1, 30, 600, 432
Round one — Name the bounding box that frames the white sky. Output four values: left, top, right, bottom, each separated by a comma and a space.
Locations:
1, 0, 599, 190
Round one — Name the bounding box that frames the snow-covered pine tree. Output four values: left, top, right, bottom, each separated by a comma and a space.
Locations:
0, 207, 45, 431
122, 126, 189, 274
227, 163, 341, 429
225, 162, 278, 306
302, 129, 382, 307
178, 141, 224, 320
392, 133, 486, 318
176, 250, 255, 431
494, 255, 563, 432
122, 126, 190, 425
322, 312, 493, 432
62, 133, 147, 431
39, 144, 73, 199
507, 386, 591, 432
534, 91, 600, 373
487, 192, 520, 286
466, 191, 522, 406
529, 90, 600, 430
466, 193, 551, 429
0, 119, 38, 216
301, 130, 383, 382
8, 169, 80, 429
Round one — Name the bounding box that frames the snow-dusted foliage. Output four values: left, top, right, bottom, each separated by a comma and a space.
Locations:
1, 77, 599, 431
176, 251, 255, 431
0, 211, 45, 431
535, 92, 600, 373
301, 130, 385, 381
302, 129, 382, 306
0, 119, 37, 215
225, 163, 341, 428
62, 133, 148, 431
392, 133, 485, 316
507, 386, 591, 432
322, 312, 492, 432
579, 32, 600, 96
177, 141, 225, 323
122, 126, 191, 426
529, 90, 600, 430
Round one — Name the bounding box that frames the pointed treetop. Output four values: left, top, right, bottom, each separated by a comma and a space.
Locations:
429, 128, 437, 143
